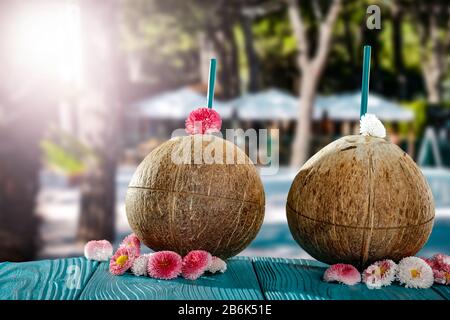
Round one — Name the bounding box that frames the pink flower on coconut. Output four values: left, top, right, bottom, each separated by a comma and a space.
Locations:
323, 263, 361, 286
182, 250, 212, 280
84, 240, 113, 261
109, 247, 135, 276
147, 251, 182, 280
119, 233, 141, 256
185, 107, 222, 135
207, 256, 227, 274
362, 260, 397, 289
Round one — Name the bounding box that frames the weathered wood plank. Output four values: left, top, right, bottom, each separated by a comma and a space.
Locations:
432, 286, 450, 299
252, 257, 444, 300
79, 257, 264, 300
0, 257, 99, 300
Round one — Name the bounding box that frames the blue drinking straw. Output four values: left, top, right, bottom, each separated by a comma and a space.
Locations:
360, 46, 371, 118
206, 58, 217, 109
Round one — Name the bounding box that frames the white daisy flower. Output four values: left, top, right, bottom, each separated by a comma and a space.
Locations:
397, 256, 434, 289
360, 113, 386, 138
207, 256, 227, 274
362, 259, 397, 289
131, 254, 152, 276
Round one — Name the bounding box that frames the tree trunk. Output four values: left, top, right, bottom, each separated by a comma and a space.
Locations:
0, 1, 57, 261
198, 32, 216, 85
0, 102, 43, 261
412, 2, 448, 105
342, 4, 355, 66
390, 3, 406, 98
291, 66, 319, 167
241, 14, 260, 92
224, 24, 241, 98
287, 0, 341, 167
210, 31, 231, 99
77, 0, 123, 242
423, 66, 442, 104
209, 23, 241, 100
422, 15, 443, 105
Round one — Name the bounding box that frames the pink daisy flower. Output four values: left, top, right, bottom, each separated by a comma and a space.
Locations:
147, 251, 182, 280
323, 263, 361, 286
119, 233, 141, 256
109, 247, 135, 276
207, 256, 227, 274
185, 107, 222, 135
182, 250, 212, 280
433, 265, 450, 285
422, 257, 437, 269
362, 260, 397, 289
423, 253, 450, 285
433, 253, 450, 266
84, 240, 113, 261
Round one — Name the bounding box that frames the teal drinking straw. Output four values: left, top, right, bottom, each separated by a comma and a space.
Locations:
207, 58, 217, 109
360, 45, 371, 118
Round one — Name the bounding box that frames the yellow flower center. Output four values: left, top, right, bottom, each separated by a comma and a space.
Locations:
379, 265, 387, 275
116, 255, 128, 266
159, 260, 170, 268
410, 268, 421, 278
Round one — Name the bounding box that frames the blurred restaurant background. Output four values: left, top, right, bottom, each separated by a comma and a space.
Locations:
0, 0, 449, 262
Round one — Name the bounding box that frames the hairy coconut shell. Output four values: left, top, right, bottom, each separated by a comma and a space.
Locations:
287, 135, 434, 269
126, 135, 265, 259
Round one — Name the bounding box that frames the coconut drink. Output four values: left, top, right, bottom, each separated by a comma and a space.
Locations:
125, 59, 265, 259
286, 122, 434, 269
287, 47, 434, 269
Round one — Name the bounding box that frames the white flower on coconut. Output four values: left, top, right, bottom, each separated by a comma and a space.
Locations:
360, 113, 386, 138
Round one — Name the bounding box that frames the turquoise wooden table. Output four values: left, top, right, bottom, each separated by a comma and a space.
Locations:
0, 257, 448, 300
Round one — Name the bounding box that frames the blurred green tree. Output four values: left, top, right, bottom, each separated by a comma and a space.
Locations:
404, 0, 450, 105
121, 0, 280, 97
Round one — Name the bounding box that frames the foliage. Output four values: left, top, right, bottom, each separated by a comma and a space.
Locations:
400, 99, 427, 137
118, 0, 450, 135
41, 140, 85, 176
252, 12, 297, 90
40, 129, 97, 177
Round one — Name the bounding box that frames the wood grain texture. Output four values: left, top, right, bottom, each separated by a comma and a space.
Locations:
432, 286, 450, 299
287, 135, 435, 269
252, 257, 443, 300
79, 257, 264, 300
126, 135, 265, 259
0, 257, 99, 300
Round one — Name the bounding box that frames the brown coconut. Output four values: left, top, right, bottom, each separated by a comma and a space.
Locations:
287, 135, 434, 269
125, 134, 265, 259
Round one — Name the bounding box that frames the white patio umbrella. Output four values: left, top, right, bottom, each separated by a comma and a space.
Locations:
230, 88, 325, 121
133, 87, 233, 119
315, 92, 414, 121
